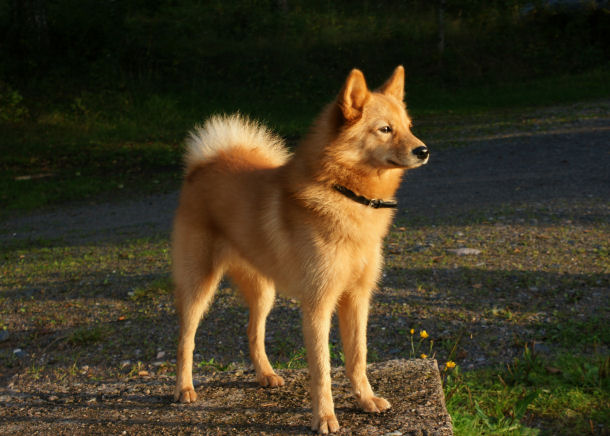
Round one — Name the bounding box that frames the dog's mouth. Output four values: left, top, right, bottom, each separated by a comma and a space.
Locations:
386, 158, 428, 168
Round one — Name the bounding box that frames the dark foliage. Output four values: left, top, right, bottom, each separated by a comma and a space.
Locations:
1, 0, 608, 93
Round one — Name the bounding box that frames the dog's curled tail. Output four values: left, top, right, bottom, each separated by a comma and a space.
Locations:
184, 114, 290, 175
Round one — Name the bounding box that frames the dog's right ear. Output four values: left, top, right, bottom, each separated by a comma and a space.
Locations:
338, 69, 369, 121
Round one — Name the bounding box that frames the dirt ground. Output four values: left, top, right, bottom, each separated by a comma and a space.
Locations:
1, 100, 608, 434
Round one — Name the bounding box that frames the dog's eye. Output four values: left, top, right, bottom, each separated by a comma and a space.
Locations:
379, 126, 392, 134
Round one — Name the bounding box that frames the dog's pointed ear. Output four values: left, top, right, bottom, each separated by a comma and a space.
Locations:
338, 69, 369, 121
379, 65, 405, 101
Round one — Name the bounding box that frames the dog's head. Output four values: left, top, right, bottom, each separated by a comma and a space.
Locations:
334, 66, 429, 171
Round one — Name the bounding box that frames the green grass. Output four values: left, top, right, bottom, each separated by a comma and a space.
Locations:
68, 325, 109, 346
445, 348, 609, 435
410, 68, 610, 114
129, 276, 172, 301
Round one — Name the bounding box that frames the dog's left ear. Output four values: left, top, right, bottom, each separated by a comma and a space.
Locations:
379, 65, 405, 101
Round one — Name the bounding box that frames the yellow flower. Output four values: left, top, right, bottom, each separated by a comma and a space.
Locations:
420, 330, 429, 339
409, 329, 415, 335
446, 361, 456, 369
420, 354, 427, 359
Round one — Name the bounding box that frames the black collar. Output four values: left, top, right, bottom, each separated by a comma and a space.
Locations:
333, 184, 398, 209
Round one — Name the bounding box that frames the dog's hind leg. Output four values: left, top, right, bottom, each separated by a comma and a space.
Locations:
174, 269, 222, 403
228, 264, 284, 388
172, 230, 224, 403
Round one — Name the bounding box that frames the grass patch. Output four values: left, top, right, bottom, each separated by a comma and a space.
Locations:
446, 347, 609, 435
68, 325, 109, 346
129, 276, 172, 301
411, 68, 610, 115
197, 357, 235, 372
542, 317, 610, 353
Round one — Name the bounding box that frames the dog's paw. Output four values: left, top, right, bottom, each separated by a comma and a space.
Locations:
311, 413, 340, 434
174, 387, 197, 403
257, 373, 285, 388
358, 395, 391, 413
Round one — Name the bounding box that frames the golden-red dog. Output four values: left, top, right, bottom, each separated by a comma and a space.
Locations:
172, 66, 428, 433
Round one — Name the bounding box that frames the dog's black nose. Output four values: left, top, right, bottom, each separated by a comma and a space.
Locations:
413, 146, 429, 160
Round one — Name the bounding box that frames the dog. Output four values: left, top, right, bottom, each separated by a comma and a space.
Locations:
171, 66, 429, 433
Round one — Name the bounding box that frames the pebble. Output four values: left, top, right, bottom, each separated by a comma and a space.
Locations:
156, 351, 166, 359
13, 348, 26, 358
448, 247, 481, 256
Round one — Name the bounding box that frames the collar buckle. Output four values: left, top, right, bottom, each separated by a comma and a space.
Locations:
333, 184, 398, 209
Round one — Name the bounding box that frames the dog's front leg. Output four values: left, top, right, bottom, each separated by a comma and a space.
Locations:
302, 302, 340, 434
338, 291, 391, 413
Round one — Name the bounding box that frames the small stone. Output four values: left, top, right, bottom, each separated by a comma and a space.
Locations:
156, 351, 166, 360
13, 348, 25, 358
48, 395, 59, 401
448, 247, 481, 256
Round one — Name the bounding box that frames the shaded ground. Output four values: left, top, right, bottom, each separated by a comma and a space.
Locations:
0, 100, 608, 434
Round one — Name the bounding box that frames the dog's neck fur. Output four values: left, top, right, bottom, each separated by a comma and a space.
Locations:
286, 103, 404, 203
